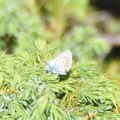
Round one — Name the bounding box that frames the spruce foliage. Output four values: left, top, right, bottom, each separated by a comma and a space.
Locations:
0, 40, 120, 119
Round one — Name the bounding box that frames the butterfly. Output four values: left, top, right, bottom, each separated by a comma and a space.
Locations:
46, 50, 72, 75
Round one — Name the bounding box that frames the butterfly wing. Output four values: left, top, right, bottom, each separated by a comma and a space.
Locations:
46, 50, 72, 75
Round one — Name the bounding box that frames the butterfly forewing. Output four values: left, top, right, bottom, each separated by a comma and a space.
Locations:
46, 50, 72, 75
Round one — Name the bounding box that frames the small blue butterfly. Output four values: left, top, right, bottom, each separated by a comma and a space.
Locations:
46, 50, 72, 75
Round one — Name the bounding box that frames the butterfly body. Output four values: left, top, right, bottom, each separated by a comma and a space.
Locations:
46, 50, 72, 75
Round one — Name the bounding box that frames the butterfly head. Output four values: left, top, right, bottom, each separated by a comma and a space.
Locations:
45, 62, 51, 72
